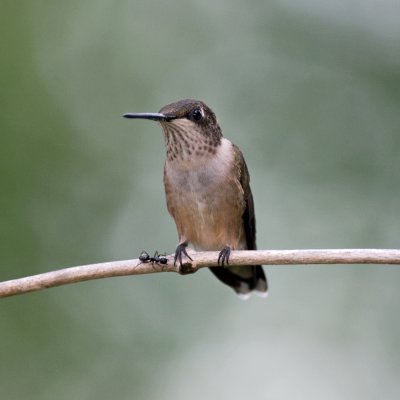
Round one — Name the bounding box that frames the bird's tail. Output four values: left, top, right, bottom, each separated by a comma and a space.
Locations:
209, 265, 268, 299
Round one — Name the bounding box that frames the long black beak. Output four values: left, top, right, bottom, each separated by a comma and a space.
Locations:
122, 112, 174, 121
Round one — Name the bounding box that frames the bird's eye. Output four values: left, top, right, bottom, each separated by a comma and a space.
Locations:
189, 108, 203, 122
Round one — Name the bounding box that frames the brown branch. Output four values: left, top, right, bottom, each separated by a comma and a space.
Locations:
1, 249, 399, 298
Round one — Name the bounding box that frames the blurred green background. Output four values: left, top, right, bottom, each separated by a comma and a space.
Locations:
1, 0, 400, 399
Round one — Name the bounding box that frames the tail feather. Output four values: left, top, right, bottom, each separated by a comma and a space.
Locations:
209, 265, 268, 298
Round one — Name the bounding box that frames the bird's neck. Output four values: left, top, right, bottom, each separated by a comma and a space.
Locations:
161, 119, 221, 164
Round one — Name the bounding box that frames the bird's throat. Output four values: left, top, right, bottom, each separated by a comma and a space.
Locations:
161, 119, 220, 163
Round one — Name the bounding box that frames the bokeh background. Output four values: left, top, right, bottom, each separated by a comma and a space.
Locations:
1, 0, 400, 399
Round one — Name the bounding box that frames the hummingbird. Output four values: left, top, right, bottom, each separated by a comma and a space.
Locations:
123, 99, 267, 298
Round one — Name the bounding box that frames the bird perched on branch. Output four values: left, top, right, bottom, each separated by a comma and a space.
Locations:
124, 99, 267, 299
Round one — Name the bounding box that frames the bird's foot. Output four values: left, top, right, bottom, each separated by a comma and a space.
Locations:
218, 246, 231, 267
174, 243, 193, 267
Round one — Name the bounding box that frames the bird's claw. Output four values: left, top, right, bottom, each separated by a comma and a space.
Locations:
218, 246, 231, 267
174, 243, 193, 266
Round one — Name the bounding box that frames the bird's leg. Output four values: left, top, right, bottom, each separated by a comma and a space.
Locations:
174, 241, 193, 266
174, 242, 196, 275
218, 246, 231, 267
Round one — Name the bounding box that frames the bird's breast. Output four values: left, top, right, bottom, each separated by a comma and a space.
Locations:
164, 139, 246, 250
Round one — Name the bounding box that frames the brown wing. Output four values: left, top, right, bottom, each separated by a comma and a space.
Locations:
233, 144, 257, 251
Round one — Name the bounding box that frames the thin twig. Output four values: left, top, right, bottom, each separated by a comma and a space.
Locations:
1, 249, 399, 298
